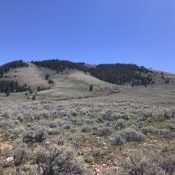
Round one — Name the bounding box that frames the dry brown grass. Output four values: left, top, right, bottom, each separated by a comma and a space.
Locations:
4, 63, 52, 89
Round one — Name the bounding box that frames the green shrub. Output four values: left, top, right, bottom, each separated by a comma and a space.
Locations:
7, 127, 25, 139
113, 128, 145, 145
103, 111, 129, 122
23, 128, 47, 144
81, 125, 92, 133
49, 121, 58, 128
52, 136, 65, 146
0, 119, 13, 129
84, 156, 94, 164
91, 148, 105, 161
62, 123, 71, 129
96, 127, 112, 136
117, 148, 175, 175
69, 133, 87, 147
155, 148, 175, 174
154, 129, 175, 139
48, 127, 60, 135
119, 128, 145, 142
36, 145, 88, 175
142, 127, 175, 139
114, 119, 127, 130
13, 143, 30, 167
113, 134, 125, 146
84, 119, 94, 125
141, 126, 155, 135
16, 164, 38, 175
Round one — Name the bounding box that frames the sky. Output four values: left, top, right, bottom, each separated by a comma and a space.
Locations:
0, 0, 175, 73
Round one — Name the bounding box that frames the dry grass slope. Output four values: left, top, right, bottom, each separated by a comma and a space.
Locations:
1, 63, 119, 99
4, 63, 51, 89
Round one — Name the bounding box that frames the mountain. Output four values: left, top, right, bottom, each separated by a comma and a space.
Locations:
0, 59, 174, 96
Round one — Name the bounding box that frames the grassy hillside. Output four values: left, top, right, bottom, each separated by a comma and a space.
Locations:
36, 70, 119, 100
0, 60, 174, 95
0, 60, 28, 76
33, 59, 160, 86
1, 63, 51, 89
0, 62, 119, 99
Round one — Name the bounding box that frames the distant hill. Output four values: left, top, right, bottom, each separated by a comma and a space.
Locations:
0, 59, 173, 94
33, 59, 158, 86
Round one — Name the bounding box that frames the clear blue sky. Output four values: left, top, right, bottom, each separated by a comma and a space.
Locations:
0, 0, 175, 73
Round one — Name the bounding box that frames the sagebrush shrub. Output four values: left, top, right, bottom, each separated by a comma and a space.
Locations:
117, 148, 175, 175
36, 145, 87, 175
142, 126, 155, 135
69, 133, 87, 147
62, 123, 71, 129
113, 128, 145, 145
113, 134, 125, 146
119, 128, 145, 142
142, 127, 175, 139
23, 128, 47, 144
13, 143, 30, 167
16, 164, 38, 175
114, 119, 127, 130
48, 127, 60, 135
154, 129, 175, 139
81, 125, 91, 133
96, 127, 113, 136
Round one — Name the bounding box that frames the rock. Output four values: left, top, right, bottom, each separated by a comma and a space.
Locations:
102, 142, 107, 145
45, 141, 50, 145
6, 157, 14, 162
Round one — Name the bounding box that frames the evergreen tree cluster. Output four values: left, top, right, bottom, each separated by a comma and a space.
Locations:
0, 80, 27, 93
0, 60, 28, 77
33, 59, 154, 86
89, 64, 154, 86
32, 59, 87, 73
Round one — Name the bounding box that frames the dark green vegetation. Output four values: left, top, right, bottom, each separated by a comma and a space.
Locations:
89, 84, 93, 91
0, 61, 29, 93
33, 59, 155, 86
89, 64, 154, 86
0, 80, 27, 93
32, 59, 86, 73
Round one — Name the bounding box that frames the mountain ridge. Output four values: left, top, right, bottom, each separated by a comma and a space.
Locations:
0, 59, 174, 94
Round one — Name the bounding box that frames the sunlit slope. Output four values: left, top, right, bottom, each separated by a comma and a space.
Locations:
148, 70, 175, 86
3, 63, 52, 89
39, 70, 119, 98
1, 62, 119, 99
